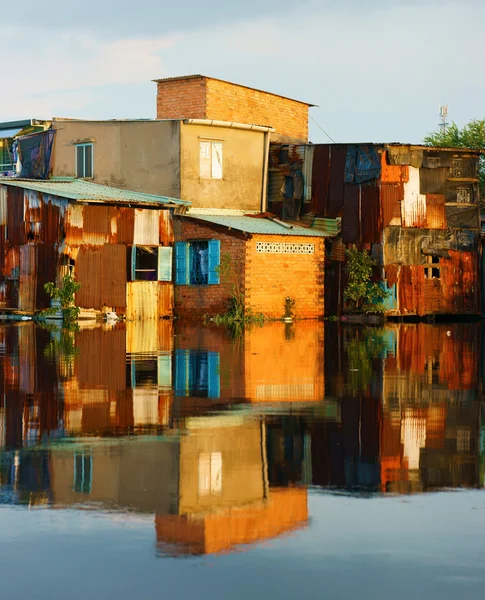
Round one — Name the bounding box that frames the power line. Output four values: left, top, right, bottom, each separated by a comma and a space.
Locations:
309, 114, 336, 143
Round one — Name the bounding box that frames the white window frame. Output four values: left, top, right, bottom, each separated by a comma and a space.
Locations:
199, 140, 223, 179
75, 142, 94, 178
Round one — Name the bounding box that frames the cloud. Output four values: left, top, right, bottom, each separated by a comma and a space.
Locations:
2, 0, 484, 145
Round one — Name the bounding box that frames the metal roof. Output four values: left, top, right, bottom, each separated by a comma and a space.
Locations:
0, 178, 190, 207
152, 74, 316, 107
183, 214, 331, 237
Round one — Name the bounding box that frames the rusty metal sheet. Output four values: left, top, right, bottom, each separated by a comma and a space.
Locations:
76, 244, 127, 311
329, 237, 345, 261
126, 281, 159, 320
7, 186, 25, 246
0, 186, 6, 226
360, 182, 380, 243
327, 145, 347, 218
159, 282, 173, 317
423, 279, 442, 313
402, 167, 426, 228
311, 145, 330, 215
19, 245, 36, 311
43, 201, 62, 245
5, 246, 20, 280
445, 205, 479, 229
100, 244, 127, 309
381, 183, 403, 226
134, 209, 159, 245
398, 265, 423, 315
419, 167, 448, 194
388, 147, 423, 168
81, 205, 111, 245
115, 207, 135, 245
440, 250, 479, 314
381, 151, 409, 183
159, 209, 174, 244
425, 194, 446, 229
36, 244, 57, 309
342, 184, 360, 243
64, 204, 84, 246
385, 264, 399, 287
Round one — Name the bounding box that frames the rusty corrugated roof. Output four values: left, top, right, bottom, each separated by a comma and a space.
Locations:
0, 178, 190, 207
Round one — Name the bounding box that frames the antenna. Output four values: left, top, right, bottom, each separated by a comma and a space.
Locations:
439, 104, 449, 134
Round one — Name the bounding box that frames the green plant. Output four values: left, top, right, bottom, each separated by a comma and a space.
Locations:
344, 246, 389, 314
424, 118, 485, 208
215, 253, 245, 320
41, 274, 81, 326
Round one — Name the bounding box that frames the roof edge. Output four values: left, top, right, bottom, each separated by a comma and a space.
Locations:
152, 74, 316, 107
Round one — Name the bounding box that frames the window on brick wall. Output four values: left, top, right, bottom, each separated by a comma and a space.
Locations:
199, 141, 223, 179
174, 240, 220, 285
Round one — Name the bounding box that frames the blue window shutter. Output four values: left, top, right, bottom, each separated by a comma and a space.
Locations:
207, 352, 220, 398
130, 246, 136, 281
174, 349, 188, 396
158, 246, 173, 281
175, 242, 188, 285
207, 239, 220, 285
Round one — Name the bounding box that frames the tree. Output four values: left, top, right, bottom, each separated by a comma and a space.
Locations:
424, 118, 485, 206
344, 246, 388, 314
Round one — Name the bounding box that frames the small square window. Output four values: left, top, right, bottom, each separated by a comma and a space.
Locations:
456, 187, 471, 203
76, 143, 94, 178
424, 256, 440, 279
451, 159, 463, 177
199, 141, 223, 179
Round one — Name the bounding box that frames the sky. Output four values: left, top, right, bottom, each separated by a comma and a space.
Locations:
2, 0, 484, 143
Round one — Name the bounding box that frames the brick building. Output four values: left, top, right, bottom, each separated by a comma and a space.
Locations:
154, 74, 313, 143
173, 215, 328, 319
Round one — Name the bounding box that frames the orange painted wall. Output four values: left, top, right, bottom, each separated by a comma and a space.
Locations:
244, 322, 325, 403
245, 234, 325, 319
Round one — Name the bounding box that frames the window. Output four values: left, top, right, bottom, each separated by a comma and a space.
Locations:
198, 452, 222, 496
456, 187, 471, 203
424, 255, 440, 280
174, 350, 220, 398
175, 240, 220, 285
451, 159, 463, 177
200, 141, 223, 179
76, 143, 93, 178
130, 246, 172, 281
73, 450, 92, 493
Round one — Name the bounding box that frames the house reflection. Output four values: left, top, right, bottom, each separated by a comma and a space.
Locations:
0, 319, 484, 541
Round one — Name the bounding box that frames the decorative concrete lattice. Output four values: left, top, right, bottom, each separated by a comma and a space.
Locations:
255, 242, 314, 254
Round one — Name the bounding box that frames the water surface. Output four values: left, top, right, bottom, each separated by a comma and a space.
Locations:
0, 320, 484, 599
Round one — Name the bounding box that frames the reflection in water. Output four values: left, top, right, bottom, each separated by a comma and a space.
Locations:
0, 320, 484, 559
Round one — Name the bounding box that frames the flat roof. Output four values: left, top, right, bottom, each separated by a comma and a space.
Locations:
0, 178, 190, 207
182, 214, 330, 237
152, 74, 316, 107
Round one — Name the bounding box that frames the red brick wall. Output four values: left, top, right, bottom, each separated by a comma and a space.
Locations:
156, 77, 208, 120
174, 219, 246, 317
245, 235, 325, 319
156, 76, 309, 142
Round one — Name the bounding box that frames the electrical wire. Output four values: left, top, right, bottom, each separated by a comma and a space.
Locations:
309, 115, 336, 143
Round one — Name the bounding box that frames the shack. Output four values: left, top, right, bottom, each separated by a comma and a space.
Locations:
0, 178, 189, 319
268, 143, 482, 317
173, 213, 330, 319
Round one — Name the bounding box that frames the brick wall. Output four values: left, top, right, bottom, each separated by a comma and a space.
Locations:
156, 77, 208, 120
156, 76, 309, 142
206, 79, 309, 142
245, 235, 325, 319
174, 218, 325, 319
174, 219, 246, 318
